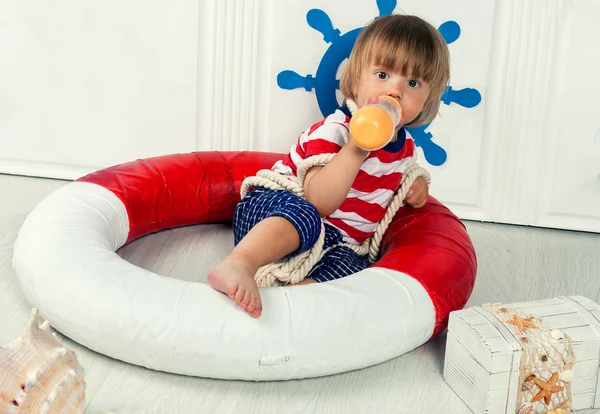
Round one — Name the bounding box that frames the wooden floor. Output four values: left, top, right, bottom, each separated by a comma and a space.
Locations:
1, 173, 599, 414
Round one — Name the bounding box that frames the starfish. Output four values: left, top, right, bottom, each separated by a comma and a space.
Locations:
506, 314, 536, 332
531, 372, 564, 405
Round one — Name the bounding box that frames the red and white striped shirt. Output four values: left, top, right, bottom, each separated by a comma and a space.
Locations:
272, 109, 415, 245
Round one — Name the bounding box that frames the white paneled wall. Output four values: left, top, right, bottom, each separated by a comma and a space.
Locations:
479, 0, 600, 232
1, 0, 599, 232
532, 1, 600, 232
0, 0, 199, 179
196, 0, 274, 152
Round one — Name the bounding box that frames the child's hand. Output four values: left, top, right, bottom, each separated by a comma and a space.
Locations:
405, 177, 429, 208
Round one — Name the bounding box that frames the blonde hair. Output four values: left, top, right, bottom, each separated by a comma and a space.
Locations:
340, 15, 450, 126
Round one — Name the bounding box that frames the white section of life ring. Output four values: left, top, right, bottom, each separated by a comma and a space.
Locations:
12, 182, 436, 380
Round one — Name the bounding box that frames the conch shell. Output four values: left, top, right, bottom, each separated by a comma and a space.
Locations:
0, 309, 85, 413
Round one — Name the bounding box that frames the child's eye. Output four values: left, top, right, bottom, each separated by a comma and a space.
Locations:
407, 79, 420, 88
375, 71, 389, 80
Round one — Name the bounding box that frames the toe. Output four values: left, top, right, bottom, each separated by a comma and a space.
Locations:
250, 293, 262, 315
227, 284, 238, 300
246, 298, 255, 312
233, 286, 246, 305
249, 307, 262, 318
240, 290, 251, 309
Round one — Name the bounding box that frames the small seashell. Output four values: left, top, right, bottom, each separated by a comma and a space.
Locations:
521, 374, 536, 391
551, 329, 565, 340
516, 403, 533, 414
559, 370, 573, 383
546, 409, 568, 414
521, 381, 534, 391
0, 308, 86, 413
541, 354, 548, 362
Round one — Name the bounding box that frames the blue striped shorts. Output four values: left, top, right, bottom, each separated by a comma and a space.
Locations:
233, 187, 370, 283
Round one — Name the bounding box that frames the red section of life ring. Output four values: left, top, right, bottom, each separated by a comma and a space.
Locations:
77, 151, 476, 337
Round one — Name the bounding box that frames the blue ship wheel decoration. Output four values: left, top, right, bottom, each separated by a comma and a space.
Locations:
277, 0, 482, 166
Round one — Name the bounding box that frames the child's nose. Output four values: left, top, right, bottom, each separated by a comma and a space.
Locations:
388, 83, 403, 100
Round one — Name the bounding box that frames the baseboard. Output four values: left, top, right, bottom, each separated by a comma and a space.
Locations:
0, 158, 99, 181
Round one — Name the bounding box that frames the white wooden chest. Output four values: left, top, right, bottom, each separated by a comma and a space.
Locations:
443, 296, 600, 414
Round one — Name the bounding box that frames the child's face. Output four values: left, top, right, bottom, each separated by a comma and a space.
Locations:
355, 63, 431, 127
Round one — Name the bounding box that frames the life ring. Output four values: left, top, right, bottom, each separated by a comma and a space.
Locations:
13, 151, 476, 380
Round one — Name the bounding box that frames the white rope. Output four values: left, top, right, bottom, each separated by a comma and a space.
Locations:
240, 153, 335, 200
346, 99, 359, 115
367, 155, 430, 262
241, 99, 431, 287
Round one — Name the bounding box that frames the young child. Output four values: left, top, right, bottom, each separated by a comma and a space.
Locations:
208, 14, 450, 318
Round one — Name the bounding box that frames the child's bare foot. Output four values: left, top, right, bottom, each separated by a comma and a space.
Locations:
207, 258, 262, 318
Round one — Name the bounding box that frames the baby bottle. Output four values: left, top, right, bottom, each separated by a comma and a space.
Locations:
349, 96, 402, 151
